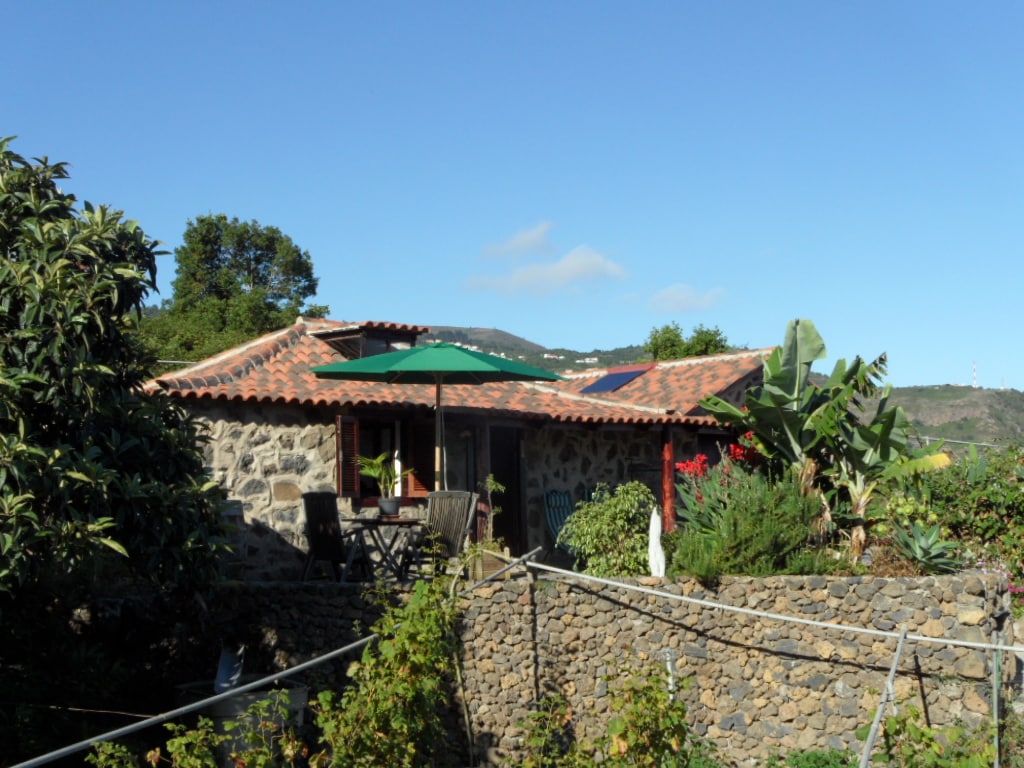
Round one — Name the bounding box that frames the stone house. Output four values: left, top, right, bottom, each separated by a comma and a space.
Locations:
152, 318, 766, 580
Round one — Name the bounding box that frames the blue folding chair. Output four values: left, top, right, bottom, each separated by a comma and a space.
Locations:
543, 489, 576, 562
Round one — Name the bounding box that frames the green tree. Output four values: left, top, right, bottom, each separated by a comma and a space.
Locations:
644, 322, 729, 361
0, 138, 226, 757
143, 213, 327, 362
644, 322, 687, 360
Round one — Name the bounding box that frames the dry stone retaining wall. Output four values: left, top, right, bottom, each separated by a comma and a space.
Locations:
221, 570, 1013, 765
512, 572, 1012, 761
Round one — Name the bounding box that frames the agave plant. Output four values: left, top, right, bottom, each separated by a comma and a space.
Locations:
891, 521, 959, 574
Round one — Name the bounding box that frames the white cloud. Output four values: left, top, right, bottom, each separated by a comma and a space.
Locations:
648, 283, 723, 313
484, 221, 554, 256
468, 245, 627, 295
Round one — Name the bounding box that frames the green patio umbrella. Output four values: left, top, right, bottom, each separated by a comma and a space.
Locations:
312, 342, 562, 490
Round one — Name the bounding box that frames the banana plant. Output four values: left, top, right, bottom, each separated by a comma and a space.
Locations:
822, 379, 951, 560
701, 318, 950, 559
701, 319, 832, 497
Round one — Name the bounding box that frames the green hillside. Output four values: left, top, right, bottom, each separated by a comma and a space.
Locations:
887, 384, 1024, 447
423, 326, 645, 371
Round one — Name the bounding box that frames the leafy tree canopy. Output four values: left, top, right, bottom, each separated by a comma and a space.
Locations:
643, 322, 730, 361
142, 213, 328, 362
0, 137, 225, 599
0, 137, 231, 757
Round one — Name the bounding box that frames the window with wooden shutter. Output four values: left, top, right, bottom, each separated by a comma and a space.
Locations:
336, 415, 360, 497
407, 421, 434, 496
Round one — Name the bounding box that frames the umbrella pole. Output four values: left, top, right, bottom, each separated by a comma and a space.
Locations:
434, 378, 443, 491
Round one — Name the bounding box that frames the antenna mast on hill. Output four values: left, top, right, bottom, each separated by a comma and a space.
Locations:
973, 361, 978, 389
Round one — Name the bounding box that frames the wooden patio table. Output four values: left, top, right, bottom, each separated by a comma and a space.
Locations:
344, 516, 423, 580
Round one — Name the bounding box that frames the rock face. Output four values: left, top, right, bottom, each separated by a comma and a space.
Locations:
223, 571, 1014, 765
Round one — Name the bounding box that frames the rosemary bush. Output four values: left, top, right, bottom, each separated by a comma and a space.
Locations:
669, 461, 834, 585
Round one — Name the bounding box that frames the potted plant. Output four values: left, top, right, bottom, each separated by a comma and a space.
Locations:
358, 452, 411, 517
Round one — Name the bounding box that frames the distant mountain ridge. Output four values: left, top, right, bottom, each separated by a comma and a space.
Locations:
421, 325, 1024, 446
422, 326, 645, 371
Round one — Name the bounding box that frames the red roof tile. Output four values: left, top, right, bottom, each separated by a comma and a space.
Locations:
152, 319, 767, 427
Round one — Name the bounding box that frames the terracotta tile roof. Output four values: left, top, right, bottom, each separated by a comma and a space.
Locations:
152, 319, 767, 427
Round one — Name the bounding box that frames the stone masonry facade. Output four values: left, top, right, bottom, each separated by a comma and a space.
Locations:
194, 400, 341, 581
187, 400, 706, 578
219, 569, 1014, 765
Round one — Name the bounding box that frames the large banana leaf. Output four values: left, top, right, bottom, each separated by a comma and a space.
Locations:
702, 318, 831, 468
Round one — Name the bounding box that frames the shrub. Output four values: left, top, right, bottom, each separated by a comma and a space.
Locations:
922, 444, 1024, 567
669, 460, 835, 584
855, 702, 996, 767
559, 481, 659, 577
764, 749, 855, 768
519, 666, 725, 768
311, 577, 460, 767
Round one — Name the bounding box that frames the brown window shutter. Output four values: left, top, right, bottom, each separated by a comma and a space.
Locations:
407, 421, 433, 497
336, 415, 360, 497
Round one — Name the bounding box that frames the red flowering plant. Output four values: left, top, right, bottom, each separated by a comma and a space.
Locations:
675, 453, 709, 478
727, 431, 761, 465
670, 449, 833, 583
674, 440, 762, 529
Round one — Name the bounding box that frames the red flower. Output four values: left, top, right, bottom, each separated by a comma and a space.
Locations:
675, 453, 709, 477
727, 436, 761, 464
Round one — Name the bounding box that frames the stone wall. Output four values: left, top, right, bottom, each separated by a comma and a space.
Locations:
516, 573, 1012, 761
193, 400, 341, 580
220, 570, 1014, 765
521, 425, 701, 552
184, 400, 706, 576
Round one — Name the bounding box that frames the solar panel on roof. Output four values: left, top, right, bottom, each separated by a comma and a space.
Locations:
580, 369, 647, 394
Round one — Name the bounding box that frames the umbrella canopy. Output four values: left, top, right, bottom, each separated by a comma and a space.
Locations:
312, 342, 563, 490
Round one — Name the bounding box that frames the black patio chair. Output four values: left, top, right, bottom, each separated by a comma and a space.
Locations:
301, 492, 366, 581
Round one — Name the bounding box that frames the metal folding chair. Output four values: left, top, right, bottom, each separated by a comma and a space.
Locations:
543, 489, 575, 562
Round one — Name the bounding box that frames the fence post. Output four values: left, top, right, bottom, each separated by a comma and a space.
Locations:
993, 627, 1002, 768
858, 625, 909, 768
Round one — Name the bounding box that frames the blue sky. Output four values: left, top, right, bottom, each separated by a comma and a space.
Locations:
8, 3, 1023, 388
